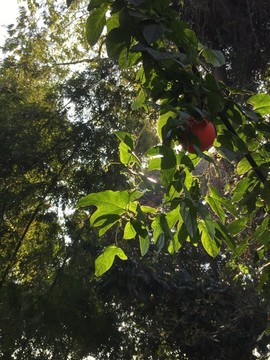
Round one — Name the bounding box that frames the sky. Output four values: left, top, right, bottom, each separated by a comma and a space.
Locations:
0, 0, 19, 46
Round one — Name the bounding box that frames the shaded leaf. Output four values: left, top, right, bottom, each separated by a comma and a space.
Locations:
232, 177, 254, 202
87, 0, 108, 11
86, 5, 108, 47
207, 92, 225, 114
201, 48, 225, 67
67, 0, 76, 7
106, 28, 130, 60
139, 236, 150, 256
180, 202, 197, 238
127, 0, 146, 5
227, 218, 247, 235
143, 23, 164, 44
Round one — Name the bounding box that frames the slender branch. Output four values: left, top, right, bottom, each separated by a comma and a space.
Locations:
53, 57, 100, 66
258, 261, 270, 274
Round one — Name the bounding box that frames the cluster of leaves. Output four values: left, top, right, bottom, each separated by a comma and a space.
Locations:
97, 252, 269, 360
78, 0, 270, 288
179, 0, 270, 88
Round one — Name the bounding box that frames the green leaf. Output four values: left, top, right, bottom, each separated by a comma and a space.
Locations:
131, 89, 146, 110
156, 233, 165, 252
95, 245, 128, 277
139, 236, 150, 256
208, 185, 238, 217
115, 131, 141, 166
201, 49, 225, 67
167, 21, 198, 62
91, 213, 121, 236
115, 131, 134, 148
146, 146, 176, 189
205, 195, 225, 224
199, 219, 220, 257
147, 146, 176, 171
106, 28, 130, 60
106, 13, 120, 33
203, 74, 220, 92
86, 5, 108, 47
157, 111, 177, 139
254, 217, 269, 241
140, 205, 157, 213
78, 189, 143, 209
151, 215, 164, 243
130, 220, 149, 256
257, 229, 270, 247
143, 23, 164, 44
232, 177, 254, 202
166, 207, 180, 228
227, 218, 247, 235
207, 92, 225, 114
180, 202, 197, 238
78, 190, 143, 235
235, 238, 248, 256
123, 221, 137, 239
247, 94, 270, 116
118, 46, 141, 69
237, 157, 252, 175
87, 0, 108, 11
214, 222, 236, 252
118, 141, 141, 166
168, 235, 182, 254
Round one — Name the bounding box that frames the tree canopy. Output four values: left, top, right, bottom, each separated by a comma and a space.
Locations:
1, 0, 270, 359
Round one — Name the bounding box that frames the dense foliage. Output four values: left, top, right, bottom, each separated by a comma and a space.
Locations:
0, 0, 270, 359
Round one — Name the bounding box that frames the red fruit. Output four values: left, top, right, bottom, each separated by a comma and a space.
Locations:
181, 117, 216, 153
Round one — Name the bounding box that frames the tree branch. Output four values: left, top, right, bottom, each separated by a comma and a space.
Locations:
53, 57, 99, 66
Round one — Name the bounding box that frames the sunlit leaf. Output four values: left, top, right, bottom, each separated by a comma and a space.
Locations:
237, 157, 252, 175
78, 189, 143, 209
199, 219, 220, 257
123, 221, 137, 239
118, 141, 141, 166
205, 195, 225, 224
78, 190, 143, 235
247, 94, 270, 116
95, 245, 128, 277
